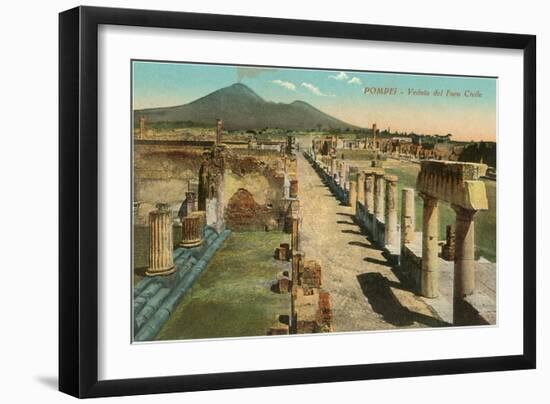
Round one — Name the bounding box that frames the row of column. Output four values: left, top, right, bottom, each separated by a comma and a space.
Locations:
145, 193, 208, 277
348, 170, 400, 249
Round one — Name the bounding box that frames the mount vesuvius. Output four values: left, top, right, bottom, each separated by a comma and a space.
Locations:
134, 83, 357, 131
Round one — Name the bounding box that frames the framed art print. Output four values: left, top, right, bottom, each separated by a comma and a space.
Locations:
59, 6, 536, 398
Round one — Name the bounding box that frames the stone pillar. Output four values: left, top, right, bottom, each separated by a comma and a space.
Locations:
453, 206, 477, 297
146, 203, 175, 276
180, 211, 204, 248
330, 155, 337, 178
364, 172, 375, 213
357, 171, 366, 206
373, 173, 385, 222
216, 119, 223, 144
384, 175, 399, 248
452, 207, 478, 325
349, 180, 357, 214
420, 194, 439, 298
401, 188, 416, 246
291, 215, 301, 253
340, 161, 348, 187
372, 123, 377, 150
290, 179, 299, 198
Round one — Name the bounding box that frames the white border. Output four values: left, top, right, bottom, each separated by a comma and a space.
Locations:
98, 25, 523, 381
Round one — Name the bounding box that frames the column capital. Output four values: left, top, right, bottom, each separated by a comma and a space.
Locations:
419, 192, 438, 206
451, 204, 478, 221
384, 174, 398, 183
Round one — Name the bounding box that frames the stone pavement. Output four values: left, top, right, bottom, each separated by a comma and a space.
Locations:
297, 153, 448, 332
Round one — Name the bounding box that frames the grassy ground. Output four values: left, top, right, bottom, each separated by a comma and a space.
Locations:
155, 231, 291, 341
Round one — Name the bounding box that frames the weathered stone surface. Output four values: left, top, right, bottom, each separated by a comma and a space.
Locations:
384, 175, 398, 248
401, 188, 416, 246
146, 203, 176, 276
301, 259, 322, 289
179, 211, 205, 248
441, 224, 456, 261
416, 160, 489, 210
420, 194, 439, 298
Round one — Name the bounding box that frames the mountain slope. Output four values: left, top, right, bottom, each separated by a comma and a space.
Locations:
134, 83, 357, 130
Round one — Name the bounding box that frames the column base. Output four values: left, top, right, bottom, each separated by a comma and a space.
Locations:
179, 238, 203, 248
145, 265, 176, 277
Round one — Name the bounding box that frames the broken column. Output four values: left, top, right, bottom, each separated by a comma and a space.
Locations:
330, 154, 337, 178
146, 203, 175, 276
384, 175, 399, 248
372, 123, 377, 149
357, 171, 366, 206
400, 188, 416, 246
180, 211, 205, 248
420, 194, 439, 298
349, 180, 358, 214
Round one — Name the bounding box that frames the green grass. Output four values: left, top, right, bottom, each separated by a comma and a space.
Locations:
155, 231, 291, 341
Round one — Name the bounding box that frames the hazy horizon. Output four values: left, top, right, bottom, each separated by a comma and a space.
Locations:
133, 61, 497, 142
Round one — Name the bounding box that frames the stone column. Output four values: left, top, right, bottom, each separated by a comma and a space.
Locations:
291, 215, 301, 253
330, 155, 337, 178
340, 161, 348, 187
374, 173, 385, 222
384, 175, 399, 248
146, 203, 175, 276
453, 206, 477, 296
420, 194, 439, 298
372, 123, 377, 150
400, 188, 416, 246
357, 171, 366, 206
364, 172, 374, 214
180, 211, 204, 248
349, 180, 357, 214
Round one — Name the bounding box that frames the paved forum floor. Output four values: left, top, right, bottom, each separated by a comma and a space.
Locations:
297, 153, 448, 332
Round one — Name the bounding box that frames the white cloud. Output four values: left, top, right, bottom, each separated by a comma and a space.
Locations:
348, 77, 363, 85
271, 79, 296, 91
329, 72, 349, 81
301, 82, 334, 97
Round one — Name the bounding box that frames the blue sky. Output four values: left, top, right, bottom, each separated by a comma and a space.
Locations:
133, 61, 497, 141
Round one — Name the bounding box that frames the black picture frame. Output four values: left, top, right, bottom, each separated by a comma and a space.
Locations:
59, 6, 536, 398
